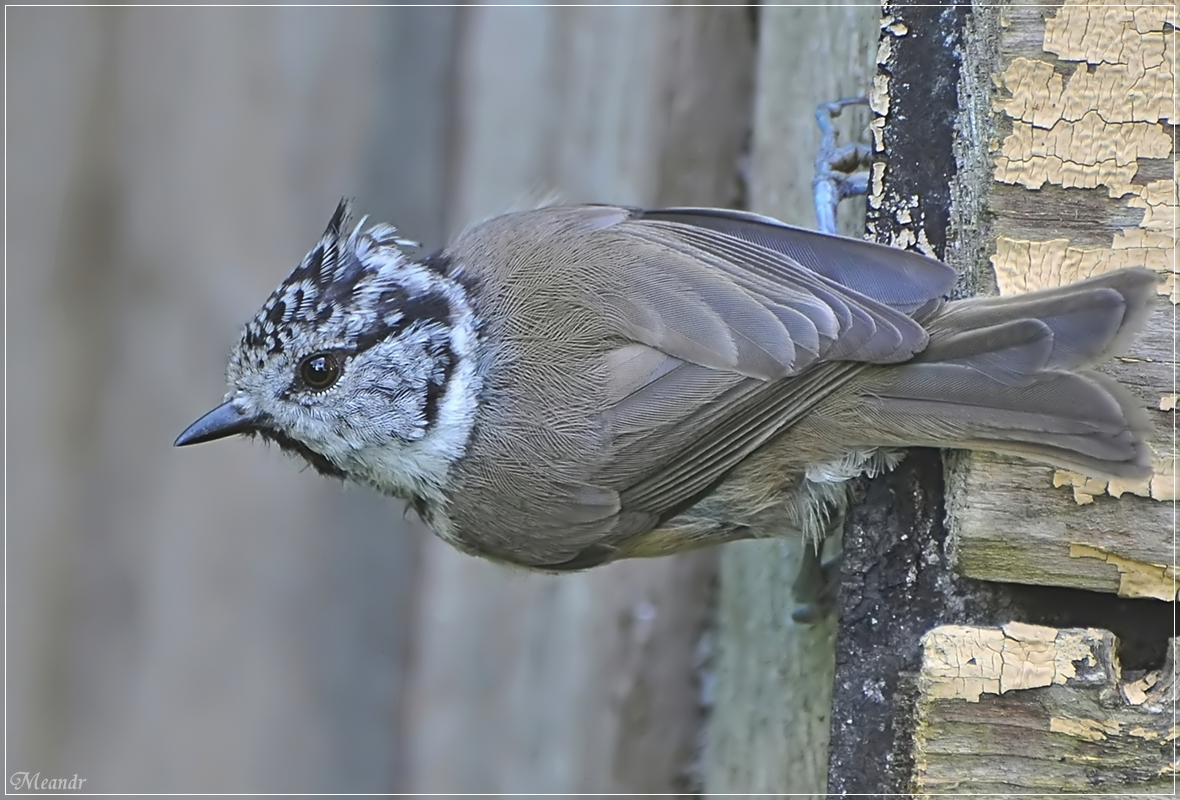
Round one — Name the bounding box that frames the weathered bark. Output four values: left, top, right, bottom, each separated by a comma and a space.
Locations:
913, 627, 1177, 794
828, 1, 1176, 792
945, 0, 1175, 602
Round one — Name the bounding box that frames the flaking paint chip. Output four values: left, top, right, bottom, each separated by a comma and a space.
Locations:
919, 625, 1112, 702
1069, 542, 1179, 601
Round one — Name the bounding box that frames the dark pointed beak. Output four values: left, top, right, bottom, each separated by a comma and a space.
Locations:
174, 401, 259, 447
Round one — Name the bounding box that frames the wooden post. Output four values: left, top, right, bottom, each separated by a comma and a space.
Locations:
946, 0, 1175, 603
829, 1, 1176, 792
913, 627, 1176, 792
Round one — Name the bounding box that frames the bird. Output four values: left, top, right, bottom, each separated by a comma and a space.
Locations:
176, 200, 1158, 582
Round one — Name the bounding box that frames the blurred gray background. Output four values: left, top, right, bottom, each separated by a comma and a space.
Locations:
6, 5, 761, 793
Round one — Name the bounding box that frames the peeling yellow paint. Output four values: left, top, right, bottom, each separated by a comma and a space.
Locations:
915, 624, 1175, 789
991, 235, 1176, 299
869, 116, 886, 155
1050, 715, 1122, 741
994, 54, 1176, 513
874, 193, 937, 257
890, 227, 917, 251
991, 0, 1175, 315
868, 161, 886, 210
1123, 671, 1159, 705
1128, 176, 1179, 230
914, 3, 1175, 782
1043, 4, 1175, 69
1124, 686, 1149, 705
1051, 445, 1177, 504
1069, 542, 1179, 601
997, 51, 1173, 129
869, 73, 891, 121
1052, 469, 1103, 504
919, 624, 1108, 702
883, 18, 908, 37
914, 224, 936, 259
1160, 394, 1179, 411
994, 114, 1172, 193
871, 15, 895, 161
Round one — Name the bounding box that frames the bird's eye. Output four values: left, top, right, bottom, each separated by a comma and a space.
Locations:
299, 353, 341, 390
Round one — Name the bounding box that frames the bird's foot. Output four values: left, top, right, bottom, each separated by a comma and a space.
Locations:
813, 96, 870, 235
790, 540, 843, 625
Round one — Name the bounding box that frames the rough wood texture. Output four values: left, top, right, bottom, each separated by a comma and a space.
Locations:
829, 3, 1176, 793
702, 5, 879, 796
402, 7, 753, 794
913, 625, 1177, 794
827, 5, 997, 794
946, 0, 1177, 599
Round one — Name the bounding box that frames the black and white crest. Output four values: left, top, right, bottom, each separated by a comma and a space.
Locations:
218, 199, 486, 516
238, 199, 424, 362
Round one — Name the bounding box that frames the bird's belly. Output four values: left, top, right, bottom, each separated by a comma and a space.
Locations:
613, 438, 904, 560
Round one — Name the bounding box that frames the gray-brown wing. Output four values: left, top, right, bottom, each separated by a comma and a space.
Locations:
633, 206, 956, 314
447, 205, 955, 568
586, 210, 956, 530
592, 215, 954, 379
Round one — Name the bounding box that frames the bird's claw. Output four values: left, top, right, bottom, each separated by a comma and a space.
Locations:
813, 96, 871, 235
790, 538, 844, 625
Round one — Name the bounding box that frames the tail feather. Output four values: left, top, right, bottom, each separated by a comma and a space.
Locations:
866, 365, 1152, 477
857, 267, 1160, 480
927, 267, 1160, 370
911, 317, 1055, 386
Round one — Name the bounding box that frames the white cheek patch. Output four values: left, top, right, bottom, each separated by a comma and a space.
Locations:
221, 206, 486, 523
346, 276, 483, 508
